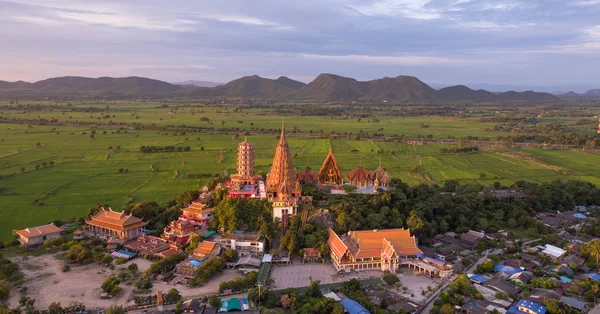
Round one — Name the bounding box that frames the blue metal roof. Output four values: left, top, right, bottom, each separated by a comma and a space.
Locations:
189, 260, 202, 267
575, 206, 587, 212
468, 274, 489, 284
560, 276, 572, 283
516, 300, 546, 314
585, 273, 600, 281
573, 213, 587, 219
494, 264, 522, 275
340, 298, 371, 314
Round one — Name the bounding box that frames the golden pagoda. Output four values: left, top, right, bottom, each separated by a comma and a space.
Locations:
266, 121, 300, 198
318, 147, 343, 186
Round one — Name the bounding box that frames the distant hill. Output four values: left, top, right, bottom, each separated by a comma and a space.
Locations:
436, 85, 496, 102
495, 90, 559, 102
583, 89, 600, 97
0, 76, 180, 96
293, 74, 439, 101
172, 80, 223, 87
0, 74, 561, 102
188, 75, 305, 97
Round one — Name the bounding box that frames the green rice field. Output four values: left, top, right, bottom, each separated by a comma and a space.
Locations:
1, 101, 600, 240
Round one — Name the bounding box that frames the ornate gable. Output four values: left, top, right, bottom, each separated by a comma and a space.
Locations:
318, 147, 343, 186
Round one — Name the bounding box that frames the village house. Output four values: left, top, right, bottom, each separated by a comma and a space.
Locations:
14, 223, 63, 249
218, 231, 265, 256
85, 208, 147, 243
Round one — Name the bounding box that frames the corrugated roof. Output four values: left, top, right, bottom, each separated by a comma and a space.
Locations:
340, 298, 371, 314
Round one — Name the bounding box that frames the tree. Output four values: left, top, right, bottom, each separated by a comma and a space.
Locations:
101, 276, 121, 294
280, 294, 291, 309
105, 305, 126, 314
406, 210, 424, 232
475, 260, 495, 274
581, 239, 600, 265
441, 303, 455, 314
167, 288, 182, 302
128, 263, 138, 273
0, 280, 9, 300
48, 302, 62, 314
208, 295, 221, 308
66, 244, 90, 263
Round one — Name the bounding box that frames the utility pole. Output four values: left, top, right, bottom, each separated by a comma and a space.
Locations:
257, 283, 263, 310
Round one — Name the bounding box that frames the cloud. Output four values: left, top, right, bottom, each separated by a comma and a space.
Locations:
8, 15, 64, 26
296, 53, 483, 66
349, 0, 442, 19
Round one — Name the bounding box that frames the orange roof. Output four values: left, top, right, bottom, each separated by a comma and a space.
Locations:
350, 229, 412, 241
182, 202, 210, 215
15, 223, 63, 239
193, 241, 217, 259
331, 228, 422, 260
327, 228, 348, 260
304, 248, 320, 257
348, 164, 373, 182
86, 208, 147, 231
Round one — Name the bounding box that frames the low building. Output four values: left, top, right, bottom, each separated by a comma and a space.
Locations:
542, 245, 566, 259
181, 299, 203, 314
233, 254, 263, 271
124, 234, 179, 259
508, 300, 546, 314
192, 241, 219, 260
219, 231, 265, 256
14, 223, 63, 248
303, 248, 321, 262
85, 208, 147, 243
340, 298, 371, 314
461, 230, 486, 245
560, 296, 588, 312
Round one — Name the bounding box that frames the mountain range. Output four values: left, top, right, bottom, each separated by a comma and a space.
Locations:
0, 74, 564, 102
558, 89, 600, 99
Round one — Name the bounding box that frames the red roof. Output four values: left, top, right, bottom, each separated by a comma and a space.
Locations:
15, 223, 63, 239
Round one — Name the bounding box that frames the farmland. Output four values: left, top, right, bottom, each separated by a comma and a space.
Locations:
1, 100, 600, 240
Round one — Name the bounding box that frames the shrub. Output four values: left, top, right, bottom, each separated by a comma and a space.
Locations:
383, 273, 400, 286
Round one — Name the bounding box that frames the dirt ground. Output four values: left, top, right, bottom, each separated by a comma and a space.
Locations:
270, 263, 381, 289
8, 254, 241, 310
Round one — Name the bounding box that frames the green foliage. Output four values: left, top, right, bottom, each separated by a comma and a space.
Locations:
382, 273, 400, 285
221, 248, 238, 262
0, 253, 23, 282
208, 295, 221, 308
495, 291, 509, 301
209, 197, 274, 239
581, 239, 600, 266
531, 278, 558, 289
105, 305, 126, 314
127, 263, 138, 272
219, 271, 256, 292
0, 280, 9, 300
449, 275, 480, 298
48, 302, 62, 314
185, 232, 203, 255
542, 299, 571, 314
189, 257, 227, 286
166, 288, 182, 303
143, 253, 186, 278
134, 277, 153, 290
476, 260, 495, 274
101, 276, 122, 294
66, 244, 91, 264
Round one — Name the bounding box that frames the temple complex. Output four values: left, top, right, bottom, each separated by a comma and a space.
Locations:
348, 164, 373, 188
297, 166, 318, 184
85, 208, 147, 243
318, 147, 344, 186
266, 122, 302, 223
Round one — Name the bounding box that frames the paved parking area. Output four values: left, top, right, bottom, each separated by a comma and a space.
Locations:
270, 263, 381, 289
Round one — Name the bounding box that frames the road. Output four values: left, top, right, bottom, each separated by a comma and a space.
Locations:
420, 249, 504, 314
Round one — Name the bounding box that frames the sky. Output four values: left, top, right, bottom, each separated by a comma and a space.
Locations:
1, 0, 600, 90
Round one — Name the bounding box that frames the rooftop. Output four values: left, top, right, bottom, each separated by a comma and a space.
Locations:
86, 208, 146, 230
15, 223, 63, 238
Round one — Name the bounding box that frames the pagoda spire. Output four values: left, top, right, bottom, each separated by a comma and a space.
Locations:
279, 119, 286, 144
